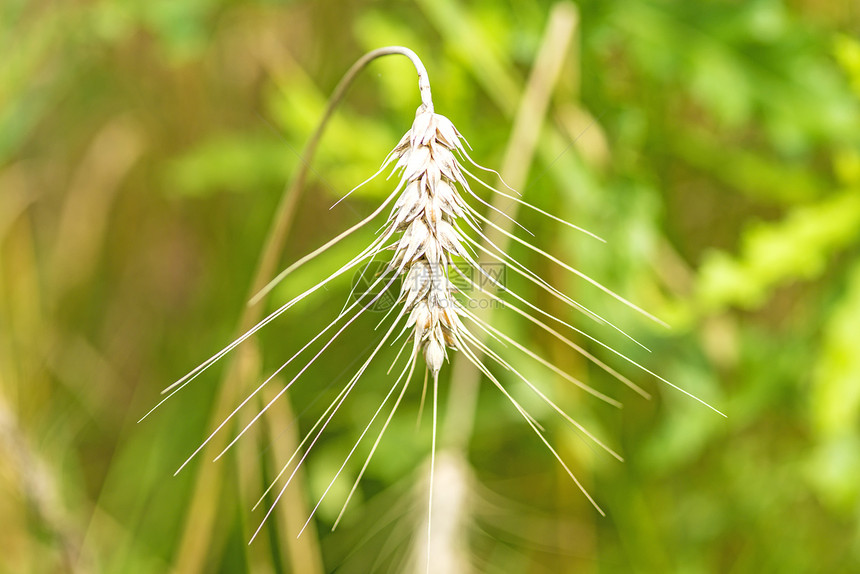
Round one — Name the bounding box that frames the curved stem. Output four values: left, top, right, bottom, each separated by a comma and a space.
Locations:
344, 47, 434, 114
249, 46, 433, 310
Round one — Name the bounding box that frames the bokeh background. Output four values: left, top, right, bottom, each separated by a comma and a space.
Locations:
2, 0, 860, 572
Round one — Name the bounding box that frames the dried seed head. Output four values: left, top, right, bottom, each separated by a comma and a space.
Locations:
384, 109, 473, 374
151, 50, 724, 561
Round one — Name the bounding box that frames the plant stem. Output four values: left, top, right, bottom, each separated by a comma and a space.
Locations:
249, 47, 433, 306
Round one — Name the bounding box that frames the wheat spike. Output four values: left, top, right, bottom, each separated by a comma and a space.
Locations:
143, 48, 724, 567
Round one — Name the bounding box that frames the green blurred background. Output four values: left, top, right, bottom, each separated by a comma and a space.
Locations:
2, 0, 860, 572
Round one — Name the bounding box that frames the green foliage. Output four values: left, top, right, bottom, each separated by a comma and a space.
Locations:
695, 191, 860, 313
165, 133, 290, 196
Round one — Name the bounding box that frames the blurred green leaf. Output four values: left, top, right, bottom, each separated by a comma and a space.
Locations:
164, 133, 289, 196
811, 261, 860, 438
834, 34, 860, 98
695, 190, 860, 312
